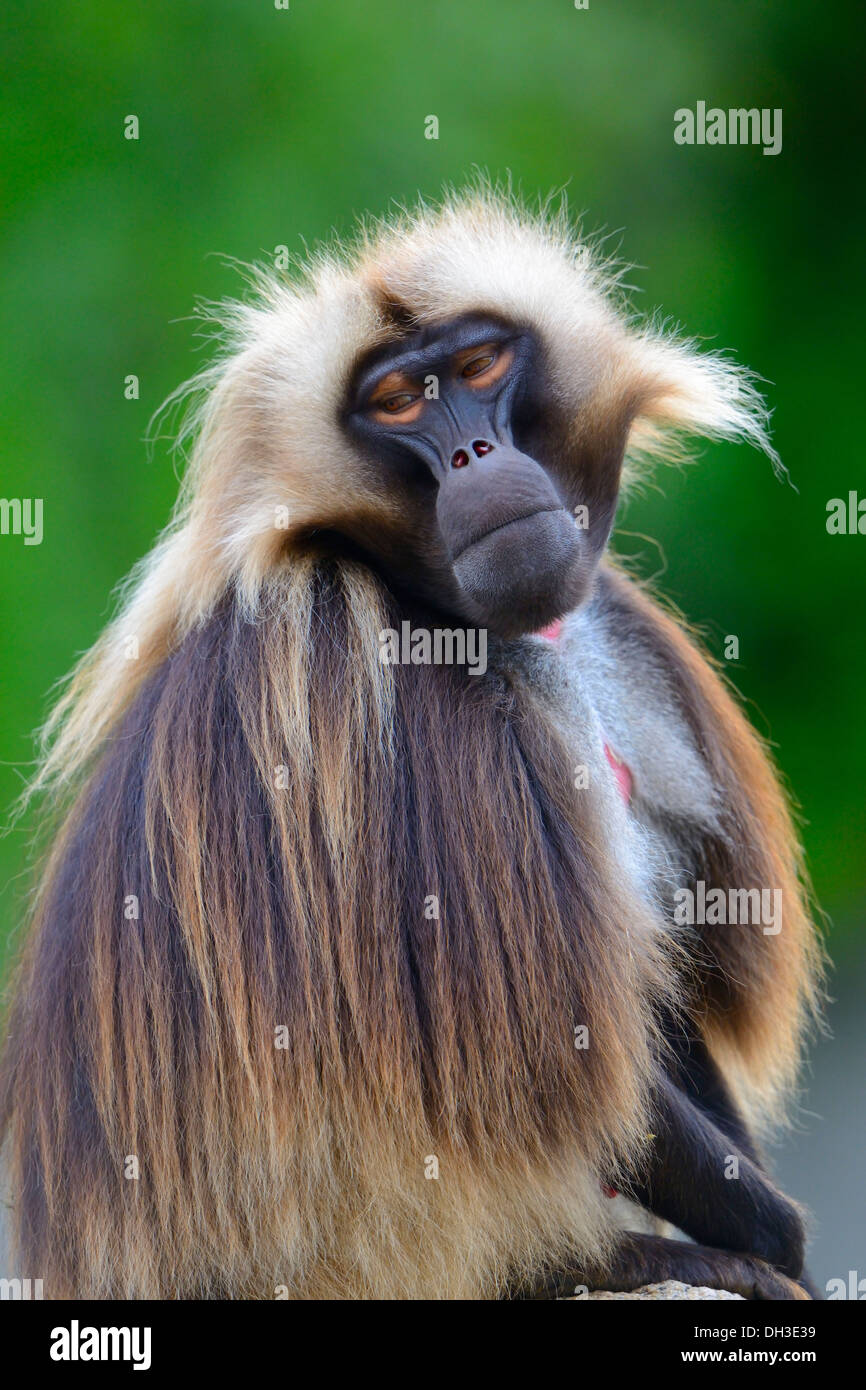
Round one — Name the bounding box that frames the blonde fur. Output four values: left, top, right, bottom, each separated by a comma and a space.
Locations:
31, 185, 776, 807
1, 187, 818, 1299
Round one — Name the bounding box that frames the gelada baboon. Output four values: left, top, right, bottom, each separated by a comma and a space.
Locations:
0, 189, 822, 1299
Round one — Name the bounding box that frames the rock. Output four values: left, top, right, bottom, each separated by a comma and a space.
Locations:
581, 1280, 744, 1300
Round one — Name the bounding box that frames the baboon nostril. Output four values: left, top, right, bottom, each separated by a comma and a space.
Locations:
472, 440, 494, 456
451, 449, 470, 468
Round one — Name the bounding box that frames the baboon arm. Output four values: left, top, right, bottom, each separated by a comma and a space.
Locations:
624, 1074, 805, 1279
659, 1009, 763, 1164
557, 1233, 809, 1300
597, 564, 821, 1107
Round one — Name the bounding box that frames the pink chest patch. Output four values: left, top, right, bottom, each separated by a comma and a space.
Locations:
536, 618, 563, 643
532, 620, 633, 804
604, 743, 633, 804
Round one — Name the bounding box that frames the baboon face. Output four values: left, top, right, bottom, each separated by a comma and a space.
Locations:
343, 313, 613, 637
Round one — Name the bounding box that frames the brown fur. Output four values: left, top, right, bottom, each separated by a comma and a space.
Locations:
1, 558, 675, 1297
0, 187, 821, 1297
598, 566, 823, 1127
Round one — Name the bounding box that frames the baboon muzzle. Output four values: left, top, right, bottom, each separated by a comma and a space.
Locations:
434, 433, 586, 636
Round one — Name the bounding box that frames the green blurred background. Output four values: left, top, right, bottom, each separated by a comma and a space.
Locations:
1, 0, 863, 1285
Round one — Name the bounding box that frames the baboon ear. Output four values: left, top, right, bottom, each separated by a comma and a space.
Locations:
624, 331, 783, 478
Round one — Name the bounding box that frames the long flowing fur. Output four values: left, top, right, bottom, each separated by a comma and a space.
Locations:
0, 186, 819, 1297
595, 567, 823, 1131
23, 182, 779, 809
1, 558, 672, 1297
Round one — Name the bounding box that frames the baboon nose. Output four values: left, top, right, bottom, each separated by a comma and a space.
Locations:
451, 441, 495, 468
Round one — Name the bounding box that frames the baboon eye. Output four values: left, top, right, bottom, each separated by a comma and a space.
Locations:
462, 352, 496, 378
381, 392, 418, 413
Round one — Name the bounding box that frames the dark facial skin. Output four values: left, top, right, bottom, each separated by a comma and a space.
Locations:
345, 315, 596, 636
